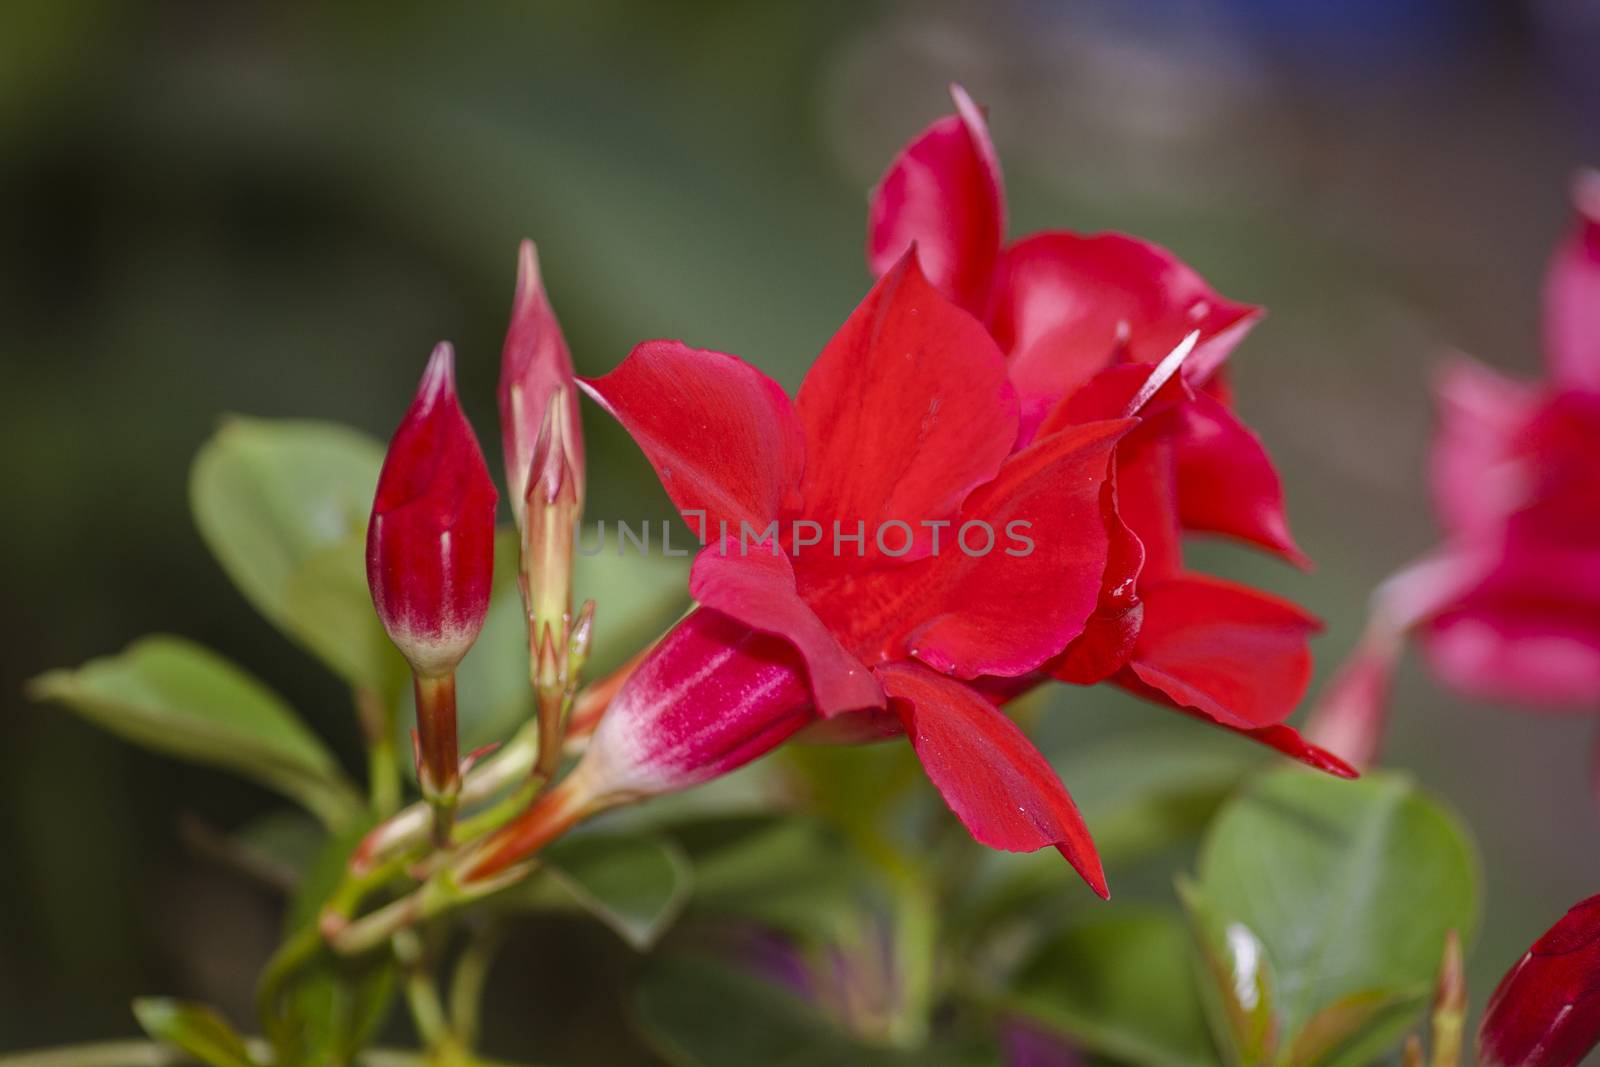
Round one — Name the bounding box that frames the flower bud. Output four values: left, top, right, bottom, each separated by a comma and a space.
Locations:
499, 240, 584, 535
524, 388, 582, 644
367, 343, 498, 677
460, 609, 815, 881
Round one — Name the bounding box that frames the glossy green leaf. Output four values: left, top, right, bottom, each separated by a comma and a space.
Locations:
29, 636, 360, 827
133, 999, 257, 1067
522, 830, 694, 951
1004, 907, 1216, 1067
1286, 988, 1424, 1067
683, 816, 866, 941
632, 955, 980, 1067
1194, 769, 1478, 1064
1177, 878, 1280, 1067
190, 417, 395, 693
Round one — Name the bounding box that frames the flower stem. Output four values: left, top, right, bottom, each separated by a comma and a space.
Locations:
356, 686, 402, 818
414, 674, 461, 847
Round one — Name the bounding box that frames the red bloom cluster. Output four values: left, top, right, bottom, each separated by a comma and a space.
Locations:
472, 87, 1343, 893
1312, 174, 1600, 769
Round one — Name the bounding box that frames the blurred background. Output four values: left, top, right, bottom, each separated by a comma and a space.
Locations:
3, 0, 1598, 1060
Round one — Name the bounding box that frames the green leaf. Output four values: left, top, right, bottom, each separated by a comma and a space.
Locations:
683, 816, 866, 941
133, 998, 257, 1067
30, 636, 360, 827
190, 417, 398, 694
1177, 878, 1280, 1067
632, 955, 978, 1067
517, 830, 694, 951
1194, 769, 1479, 1064
1004, 907, 1216, 1067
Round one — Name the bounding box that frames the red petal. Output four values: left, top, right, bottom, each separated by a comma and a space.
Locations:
867, 84, 1005, 317
690, 545, 884, 717
367, 343, 499, 675
1053, 466, 1146, 684
796, 251, 1018, 559
499, 240, 584, 530
581, 340, 804, 534
1119, 575, 1321, 729
580, 608, 816, 797
992, 232, 1260, 438
904, 420, 1134, 679
878, 661, 1107, 897
1479, 894, 1600, 1067
1544, 171, 1600, 391
1172, 390, 1309, 567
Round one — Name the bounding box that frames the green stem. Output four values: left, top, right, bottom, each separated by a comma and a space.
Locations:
448, 922, 505, 1049
356, 687, 402, 819
256, 926, 324, 1052
393, 931, 451, 1050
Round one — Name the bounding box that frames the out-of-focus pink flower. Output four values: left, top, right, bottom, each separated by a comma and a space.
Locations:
367, 343, 498, 679
1479, 894, 1600, 1067
1309, 175, 1600, 769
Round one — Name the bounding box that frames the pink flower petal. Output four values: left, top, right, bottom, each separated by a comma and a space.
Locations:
1119, 574, 1321, 729
796, 251, 1018, 560
992, 232, 1260, 439
1172, 389, 1308, 567
903, 419, 1134, 679
1303, 632, 1402, 771
1479, 893, 1600, 1067
579, 608, 816, 798
1543, 171, 1600, 391
690, 545, 884, 717
1429, 357, 1542, 539
878, 660, 1108, 897
581, 340, 804, 535
867, 84, 1005, 317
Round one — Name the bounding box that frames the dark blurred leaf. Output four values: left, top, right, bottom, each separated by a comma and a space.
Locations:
30, 636, 360, 827
1004, 907, 1215, 1067
133, 998, 257, 1067
1194, 769, 1479, 1063
190, 417, 400, 696
520, 830, 694, 951
1177, 878, 1280, 1067
632, 955, 985, 1067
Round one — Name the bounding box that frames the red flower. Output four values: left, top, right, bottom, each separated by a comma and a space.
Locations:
465, 89, 1349, 892
1310, 174, 1600, 769
1479, 893, 1600, 1067
868, 85, 1328, 755
367, 343, 499, 678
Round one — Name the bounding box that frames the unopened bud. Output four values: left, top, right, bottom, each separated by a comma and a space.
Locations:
366, 344, 498, 678
499, 239, 584, 534
524, 388, 582, 638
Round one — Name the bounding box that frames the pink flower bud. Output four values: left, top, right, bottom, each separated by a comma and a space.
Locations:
366, 343, 498, 678
1479, 894, 1600, 1067
499, 240, 584, 534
